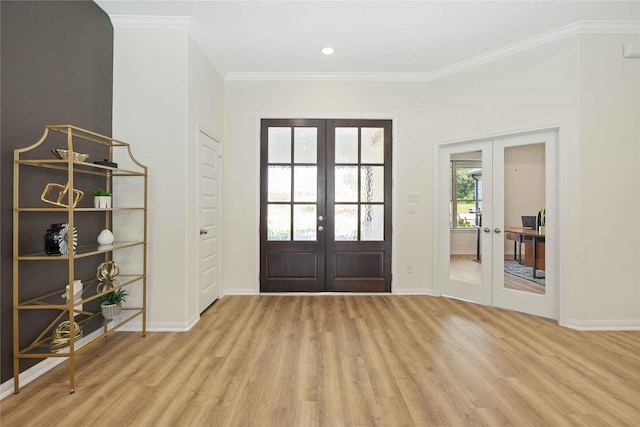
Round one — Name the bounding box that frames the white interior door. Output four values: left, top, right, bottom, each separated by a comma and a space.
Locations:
197, 127, 221, 312
438, 140, 493, 305
438, 130, 557, 319
492, 131, 557, 318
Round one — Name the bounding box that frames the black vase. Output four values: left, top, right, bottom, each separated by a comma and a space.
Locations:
44, 223, 65, 255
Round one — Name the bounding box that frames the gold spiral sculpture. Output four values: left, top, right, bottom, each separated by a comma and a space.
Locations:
95, 261, 120, 293
50, 320, 82, 352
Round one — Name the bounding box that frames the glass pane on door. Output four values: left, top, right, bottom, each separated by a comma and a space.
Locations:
334, 127, 386, 242
449, 151, 483, 285
266, 126, 319, 242
294, 166, 317, 202
502, 143, 546, 295
335, 128, 358, 163
335, 204, 358, 241
294, 204, 317, 241
361, 128, 384, 163
268, 204, 290, 240
335, 166, 358, 202
361, 204, 384, 241
360, 166, 384, 202
294, 128, 317, 163
268, 128, 291, 163
268, 166, 291, 202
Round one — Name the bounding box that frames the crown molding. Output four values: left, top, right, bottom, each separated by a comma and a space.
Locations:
110, 15, 191, 30
224, 72, 433, 82
225, 20, 640, 82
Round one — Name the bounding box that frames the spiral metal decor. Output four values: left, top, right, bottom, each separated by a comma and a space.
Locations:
50, 320, 82, 352
95, 261, 120, 293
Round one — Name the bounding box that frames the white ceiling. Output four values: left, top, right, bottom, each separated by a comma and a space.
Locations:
94, 1, 639, 76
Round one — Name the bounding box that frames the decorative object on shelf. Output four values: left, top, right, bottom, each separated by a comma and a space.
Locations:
93, 188, 112, 208
97, 229, 115, 245
44, 223, 77, 256
95, 261, 120, 293
50, 320, 82, 352
41, 182, 84, 208
93, 159, 118, 168
62, 280, 83, 302
51, 148, 89, 162
98, 288, 128, 319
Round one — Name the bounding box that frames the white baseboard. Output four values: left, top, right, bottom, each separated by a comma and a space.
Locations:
223, 288, 257, 295
393, 288, 437, 296
564, 318, 640, 331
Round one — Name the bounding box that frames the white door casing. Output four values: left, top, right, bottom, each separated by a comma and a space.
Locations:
197, 127, 221, 312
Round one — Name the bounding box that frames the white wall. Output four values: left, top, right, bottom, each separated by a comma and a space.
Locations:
223, 81, 430, 294
186, 36, 225, 323
113, 25, 224, 330
577, 34, 640, 327
222, 33, 640, 328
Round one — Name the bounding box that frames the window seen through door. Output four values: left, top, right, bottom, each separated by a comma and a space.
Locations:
450, 159, 482, 229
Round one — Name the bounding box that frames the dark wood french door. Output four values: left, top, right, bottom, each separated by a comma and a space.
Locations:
260, 119, 392, 292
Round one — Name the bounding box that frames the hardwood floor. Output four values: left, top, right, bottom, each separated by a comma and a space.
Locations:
2, 296, 639, 426
450, 254, 545, 294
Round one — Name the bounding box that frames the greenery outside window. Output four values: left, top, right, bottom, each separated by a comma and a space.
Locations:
450, 160, 482, 229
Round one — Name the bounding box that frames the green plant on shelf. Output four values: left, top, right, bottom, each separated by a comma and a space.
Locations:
97, 288, 128, 306
92, 188, 111, 197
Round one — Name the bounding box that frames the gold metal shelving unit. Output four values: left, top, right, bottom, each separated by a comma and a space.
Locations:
13, 124, 148, 394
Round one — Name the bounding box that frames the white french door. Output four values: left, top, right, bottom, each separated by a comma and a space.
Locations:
437, 130, 557, 319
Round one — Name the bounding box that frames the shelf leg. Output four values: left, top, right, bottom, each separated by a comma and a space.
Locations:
13, 357, 19, 393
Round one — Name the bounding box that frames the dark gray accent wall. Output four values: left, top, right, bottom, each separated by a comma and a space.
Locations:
1, 1, 113, 383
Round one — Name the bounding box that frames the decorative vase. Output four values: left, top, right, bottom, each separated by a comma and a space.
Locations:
44, 223, 77, 256
44, 223, 64, 255
97, 229, 115, 245
101, 303, 122, 319
94, 196, 112, 209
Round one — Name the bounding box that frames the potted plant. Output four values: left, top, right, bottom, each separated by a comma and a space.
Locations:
97, 288, 128, 319
538, 207, 546, 234
93, 188, 112, 209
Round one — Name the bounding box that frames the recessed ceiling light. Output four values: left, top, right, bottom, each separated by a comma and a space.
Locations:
321, 47, 335, 56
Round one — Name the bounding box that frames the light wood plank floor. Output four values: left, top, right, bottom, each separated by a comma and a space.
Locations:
2, 296, 639, 426
450, 254, 546, 294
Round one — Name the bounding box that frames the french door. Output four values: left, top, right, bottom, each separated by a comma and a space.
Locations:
438, 130, 557, 319
260, 119, 392, 292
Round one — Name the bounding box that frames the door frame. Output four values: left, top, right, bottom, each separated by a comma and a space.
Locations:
196, 124, 223, 311
434, 124, 566, 323
254, 115, 398, 294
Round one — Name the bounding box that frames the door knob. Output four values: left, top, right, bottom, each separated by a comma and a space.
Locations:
483, 227, 491, 233
200, 229, 208, 235
318, 225, 324, 231
318, 215, 324, 222
494, 227, 501, 233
